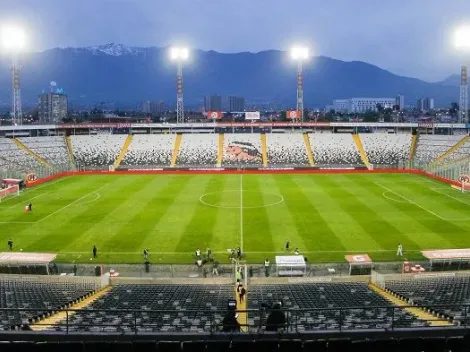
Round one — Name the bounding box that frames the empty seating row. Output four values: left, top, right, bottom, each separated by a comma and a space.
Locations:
414, 135, 463, 164
122, 135, 174, 167
18, 137, 70, 166
0, 278, 95, 330
70, 134, 126, 167
266, 134, 309, 166
58, 284, 233, 333
248, 283, 425, 331
310, 134, 363, 166
177, 134, 218, 166
361, 134, 412, 165
0, 139, 43, 171
384, 276, 470, 324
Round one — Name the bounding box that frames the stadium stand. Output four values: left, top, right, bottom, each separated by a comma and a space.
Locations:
384, 276, 470, 325
414, 135, 463, 164
223, 134, 262, 166
361, 133, 412, 165
70, 135, 127, 168
309, 134, 363, 166
121, 134, 175, 167
177, 134, 218, 166
59, 284, 233, 333
18, 137, 70, 166
438, 137, 470, 164
0, 139, 43, 171
266, 134, 310, 166
248, 283, 425, 331
0, 277, 96, 330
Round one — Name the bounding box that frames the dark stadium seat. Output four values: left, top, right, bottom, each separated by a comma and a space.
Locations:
302, 340, 328, 352
248, 283, 424, 331
0, 277, 96, 330
157, 341, 182, 352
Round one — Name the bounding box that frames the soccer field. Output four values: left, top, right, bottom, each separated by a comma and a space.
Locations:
1, 173, 470, 264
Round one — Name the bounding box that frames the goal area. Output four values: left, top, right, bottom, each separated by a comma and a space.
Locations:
0, 185, 20, 202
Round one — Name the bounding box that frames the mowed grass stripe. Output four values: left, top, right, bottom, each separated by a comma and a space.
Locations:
261, 175, 309, 253
292, 175, 382, 252
175, 175, 227, 253
242, 175, 275, 253
209, 176, 241, 254
24, 176, 145, 252
351, 174, 456, 250
274, 175, 345, 252
92, 176, 185, 253
319, 175, 414, 252
147, 176, 216, 256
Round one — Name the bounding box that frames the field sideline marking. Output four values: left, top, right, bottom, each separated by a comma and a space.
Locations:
430, 188, 470, 206
240, 174, 243, 251
375, 182, 445, 220
54, 249, 424, 256
26, 176, 69, 192
36, 185, 108, 223
6, 193, 49, 209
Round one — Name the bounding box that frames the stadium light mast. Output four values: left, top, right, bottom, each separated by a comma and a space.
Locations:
455, 26, 470, 124
170, 47, 189, 124
1, 25, 26, 126
291, 47, 309, 122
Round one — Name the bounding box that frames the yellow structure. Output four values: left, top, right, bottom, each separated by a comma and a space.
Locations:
217, 134, 224, 167
433, 135, 470, 164
113, 134, 133, 170
353, 134, 370, 169
261, 134, 268, 167
13, 138, 51, 168
170, 134, 183, 167
65, 136, 76, 169
303, 133, 315, 166
409, 134, 418, 161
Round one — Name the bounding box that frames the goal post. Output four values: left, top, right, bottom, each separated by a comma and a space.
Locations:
0, 185, 20, 202
458, 175, 470, 193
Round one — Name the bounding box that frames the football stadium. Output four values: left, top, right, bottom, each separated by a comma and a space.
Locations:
1, 123, 470, 350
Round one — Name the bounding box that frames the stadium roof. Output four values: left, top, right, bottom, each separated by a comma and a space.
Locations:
0, 252, 57, 264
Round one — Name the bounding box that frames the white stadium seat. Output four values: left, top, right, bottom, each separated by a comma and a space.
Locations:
177, 134, 217, 166
70, 134, 127, 167
414, 135, 463, 164
361, 134, 412, 165
266, 133, 309, 166
310, 133, 362, 166
19, 136, 70, 166
121, 134, 175, 167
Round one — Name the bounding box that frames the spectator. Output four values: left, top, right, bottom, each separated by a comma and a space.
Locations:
265, 302, 286, 332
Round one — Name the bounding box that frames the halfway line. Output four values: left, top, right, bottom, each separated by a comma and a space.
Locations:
240, 173, 244, 251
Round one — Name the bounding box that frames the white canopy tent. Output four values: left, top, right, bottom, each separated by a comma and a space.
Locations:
275, 255, 306, 277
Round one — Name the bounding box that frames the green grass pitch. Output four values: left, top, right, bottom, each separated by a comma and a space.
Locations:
1, 173, 470, 264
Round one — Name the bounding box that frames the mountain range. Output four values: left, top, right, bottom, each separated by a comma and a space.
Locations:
0, 43, 460, 108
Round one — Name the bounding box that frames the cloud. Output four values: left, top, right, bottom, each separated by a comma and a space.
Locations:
1, 0, 469, 81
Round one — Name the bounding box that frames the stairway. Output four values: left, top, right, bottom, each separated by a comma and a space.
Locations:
170, 134, 183, 167
31, 286, 112, 331
235, 284, 248, 332
113, 134, 133, 170
352, 134, 371, 169
13, 138, 51, 168
303, 133, 315, 167
432, 135, 470, 165
261, 134, 268, 167
409, 134, 418, 161
217, 133, 224, 167
369, 283, 452, 327
65, 136, 76, 169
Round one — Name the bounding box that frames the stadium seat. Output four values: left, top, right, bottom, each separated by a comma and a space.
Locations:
121, 134, 175, 167
19, 136, 71, 166
361, 133, 412, 166
0, 138, 43, 172
61, 284, 233, 333
223, 134, 263, 166
0, 277, 96, 330
177, 134, 218, 166
248, 283, 424, 331
309, 133, 363, 166
70, 134, 127, 168
414, 135, 463, 164
266, 133, 309, 166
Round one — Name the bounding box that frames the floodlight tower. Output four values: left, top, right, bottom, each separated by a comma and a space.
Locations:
291, 47, 309, 122
455, 26, 470, 123
1, 26, 26, 126
170, 47, 189, 124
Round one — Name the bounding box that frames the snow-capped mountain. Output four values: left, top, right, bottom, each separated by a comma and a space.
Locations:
81, 43, 146, 56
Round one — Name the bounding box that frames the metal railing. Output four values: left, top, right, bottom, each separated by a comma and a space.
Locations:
1, 304, 468, 334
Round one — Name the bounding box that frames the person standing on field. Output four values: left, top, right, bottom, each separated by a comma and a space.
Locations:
285, 241, 290, 252
92, 245, 97, 259
8, 238, 13, 251
397, 243, 403, 257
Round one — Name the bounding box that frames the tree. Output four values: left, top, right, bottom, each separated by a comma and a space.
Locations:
279, 111, 287, 121
363, 110, 378, 122
376, 103, 384, 113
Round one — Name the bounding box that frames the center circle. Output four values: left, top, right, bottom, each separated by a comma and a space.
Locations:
199, 190, 284, 209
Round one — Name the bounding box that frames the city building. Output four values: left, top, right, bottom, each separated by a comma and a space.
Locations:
395, 95, 405, 110
332, 98, 396, 113
204, 95, 222, 111
227, 96, 245, 112
143, 100, 164, 115
38, 92, 68, 123
417, 97, 435, 111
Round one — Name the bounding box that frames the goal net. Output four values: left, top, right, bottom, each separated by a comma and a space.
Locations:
0, 185, 20, 202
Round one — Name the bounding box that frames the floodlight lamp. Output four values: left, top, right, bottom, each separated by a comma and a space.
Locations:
171, 47, 189, 60
455, 26, 470, 50
291, 47, 309, 61
1, 26, 26, 52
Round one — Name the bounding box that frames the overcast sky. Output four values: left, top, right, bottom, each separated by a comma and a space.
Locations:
1, 0, 470, 81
